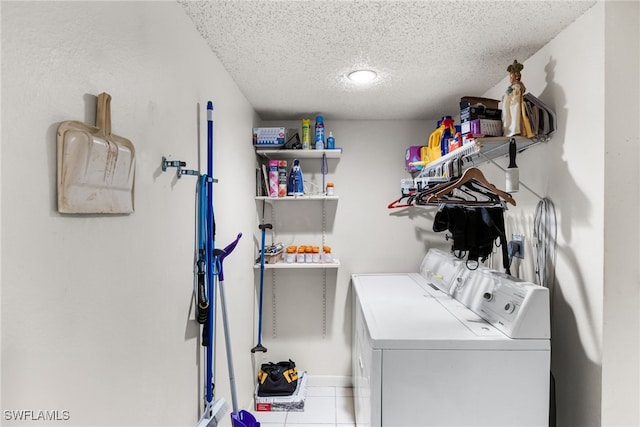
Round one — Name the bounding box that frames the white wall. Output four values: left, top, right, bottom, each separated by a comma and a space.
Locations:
1, 2, 258, 426
489, 5, 606, 425
602, 1, 640, 426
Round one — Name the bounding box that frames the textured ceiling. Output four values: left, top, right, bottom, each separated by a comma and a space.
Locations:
179, 0, 595, 120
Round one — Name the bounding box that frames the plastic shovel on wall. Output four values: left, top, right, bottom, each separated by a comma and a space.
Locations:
56, 93, 135, 214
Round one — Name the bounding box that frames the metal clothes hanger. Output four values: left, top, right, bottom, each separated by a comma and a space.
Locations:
426, 167, 516, 206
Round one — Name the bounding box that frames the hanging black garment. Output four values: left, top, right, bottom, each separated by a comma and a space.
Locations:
433, 206, 510, 274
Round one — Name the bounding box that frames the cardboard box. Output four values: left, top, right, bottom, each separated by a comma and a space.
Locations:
459, 96, 500, 109
255, 371, 307, 412
264, 250, 283, 264
461, 119, 503, 137
460, 106, 502, 123
253, 127, 286, 147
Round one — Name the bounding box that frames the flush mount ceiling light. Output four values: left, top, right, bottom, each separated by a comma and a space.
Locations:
347, 69, 378, 84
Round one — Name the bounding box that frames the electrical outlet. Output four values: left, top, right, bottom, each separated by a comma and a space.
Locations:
511, 234, 525, 258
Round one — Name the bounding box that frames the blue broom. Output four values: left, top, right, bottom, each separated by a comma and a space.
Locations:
196, 101, 227, 427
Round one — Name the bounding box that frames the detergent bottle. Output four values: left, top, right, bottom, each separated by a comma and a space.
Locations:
287, 159, 304, 196
439, 116, 456, 156
427, 116, 456, 163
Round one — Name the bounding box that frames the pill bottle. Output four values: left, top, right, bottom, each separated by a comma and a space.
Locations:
285, 246, 297, 263
312, 246, 321, 263
296, 246, 305, 263
326, 182, 335, 196
323, 246, 333, 264
305, 246, 313, 263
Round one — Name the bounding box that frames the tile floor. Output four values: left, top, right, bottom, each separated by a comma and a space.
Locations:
252, 386, 356, 427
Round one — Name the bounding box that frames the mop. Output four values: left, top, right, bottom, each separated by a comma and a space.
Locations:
215, 234, 261, 427
196, 101, 228, 427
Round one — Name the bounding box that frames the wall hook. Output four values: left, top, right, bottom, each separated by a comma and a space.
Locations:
161, 156, 198, 179
179, 168, 198, 178
161, 156, 186, 172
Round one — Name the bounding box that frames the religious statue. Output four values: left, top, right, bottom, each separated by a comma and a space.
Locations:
502, 60, 533, 137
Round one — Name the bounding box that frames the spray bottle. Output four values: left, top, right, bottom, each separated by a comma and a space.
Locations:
326, 132, 335, 149
301, 119, 311, 150
315, 116, 325, 150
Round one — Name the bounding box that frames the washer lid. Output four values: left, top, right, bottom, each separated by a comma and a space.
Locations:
352, 273, 549, 351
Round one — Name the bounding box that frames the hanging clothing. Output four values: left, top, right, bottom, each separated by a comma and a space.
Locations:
433, 205, 510, 274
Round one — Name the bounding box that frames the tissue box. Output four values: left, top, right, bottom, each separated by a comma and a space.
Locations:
461, 119, 503, 137
255, 371, 307, 412
253, 127, 286, 147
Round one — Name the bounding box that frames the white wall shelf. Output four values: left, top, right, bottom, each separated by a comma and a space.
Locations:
256, 148, 342, 159
415, 135, 549, 179
253, 259, 340, 270
256, 195, 339, 201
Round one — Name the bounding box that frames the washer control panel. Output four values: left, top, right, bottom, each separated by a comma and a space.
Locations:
419, 248, 467, 294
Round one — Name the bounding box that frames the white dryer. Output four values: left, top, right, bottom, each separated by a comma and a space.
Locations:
352, 249, 550, 427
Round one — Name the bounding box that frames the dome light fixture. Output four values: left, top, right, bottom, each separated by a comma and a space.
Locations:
347, 69, 378, 84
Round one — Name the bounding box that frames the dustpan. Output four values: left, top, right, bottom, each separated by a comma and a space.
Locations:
231, 410, 260, 427
57, 92, 135, 214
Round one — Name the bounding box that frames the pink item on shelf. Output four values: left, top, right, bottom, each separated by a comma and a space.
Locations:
268, 160, 278, 197
278, 160, 287, 197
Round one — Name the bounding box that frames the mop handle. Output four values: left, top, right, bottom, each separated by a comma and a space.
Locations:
205, 101, 215, 405
220, 277, 239, 414
215, 233, 243, 414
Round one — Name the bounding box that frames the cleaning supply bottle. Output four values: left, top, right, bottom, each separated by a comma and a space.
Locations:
301, 119, 311, 150
287, 159, 304, 196
326, 132, 335, 149
439, 116, 456, 157
315, 116, 325, 150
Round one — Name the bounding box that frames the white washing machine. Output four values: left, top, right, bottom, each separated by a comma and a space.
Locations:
352, 249, 550, 427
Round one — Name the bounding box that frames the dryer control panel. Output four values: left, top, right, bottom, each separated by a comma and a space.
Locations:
476, 271, 550, 339
418, 249, 550, 339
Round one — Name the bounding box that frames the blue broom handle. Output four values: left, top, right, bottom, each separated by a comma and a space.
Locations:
205, 101, 215, 404
258, 228, 266, 339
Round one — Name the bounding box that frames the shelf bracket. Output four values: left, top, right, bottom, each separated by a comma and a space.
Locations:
479, 147, 544, 200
